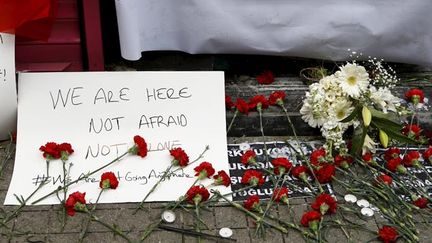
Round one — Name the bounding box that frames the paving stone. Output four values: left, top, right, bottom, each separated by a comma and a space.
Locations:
87, 207, 157, 232
142, 229, 183, 243
215, 206, 247, 228
47, 209, 87, 233
283, 229, 306, 243
13, 210, 50, 234
178, 206, 215, 230
228, 228, 250, 243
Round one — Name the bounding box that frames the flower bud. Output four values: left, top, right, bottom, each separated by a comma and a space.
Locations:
379, 130, 389, 148
362, 106, 371, 127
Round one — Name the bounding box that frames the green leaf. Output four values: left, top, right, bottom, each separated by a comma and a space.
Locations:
350, 125, 367, 157
371, 120, 419, 145
368, 107, 396, 120
341, 105, 361, 123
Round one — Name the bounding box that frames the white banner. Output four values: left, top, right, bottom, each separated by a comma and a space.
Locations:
115, 0, 432, 66
5, 71, 231, 205
0, 33, 17, 139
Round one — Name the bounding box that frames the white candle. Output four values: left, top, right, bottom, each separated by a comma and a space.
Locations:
219, 227, 233, 238
357, 199, 370, 208
344, 194, 357, 203
161, 210, 176, 223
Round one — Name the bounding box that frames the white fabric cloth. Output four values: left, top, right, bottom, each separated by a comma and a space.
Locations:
115, 0, 432, 66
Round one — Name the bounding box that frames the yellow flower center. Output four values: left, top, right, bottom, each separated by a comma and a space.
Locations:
347, 76, 357, 86
337, 110, 346, 119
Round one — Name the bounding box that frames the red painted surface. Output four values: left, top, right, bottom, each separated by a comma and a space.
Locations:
82, 0, 104, 71
15, 0, 104, 72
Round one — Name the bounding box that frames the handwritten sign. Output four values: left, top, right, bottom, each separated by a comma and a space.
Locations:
0, 33, 17, 139
5, 72, 231, 205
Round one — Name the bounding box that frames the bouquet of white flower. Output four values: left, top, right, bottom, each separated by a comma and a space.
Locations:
300, 61, 418, 155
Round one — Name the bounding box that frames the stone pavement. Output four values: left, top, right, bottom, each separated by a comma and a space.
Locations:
1, 137, 431, 243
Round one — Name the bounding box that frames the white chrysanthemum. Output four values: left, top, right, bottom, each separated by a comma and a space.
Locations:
336, 63, 370, 98
330, 99, 354, 121
300, 83, 328, 128
369, 86, 401, 113
321, 122, 349, 149
300, 100, 326, 128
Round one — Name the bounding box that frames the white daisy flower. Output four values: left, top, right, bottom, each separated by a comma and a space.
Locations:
330, 98, 354, 121
336, 63, 370, 98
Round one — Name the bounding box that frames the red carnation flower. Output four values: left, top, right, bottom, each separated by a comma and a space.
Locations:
225, 95, 234, 110
402, 151, 421, 167
268, 91, 286, 106
169, 147, 189, 167
271, 157, 293, 175
194, 162, 215, 179
241, 170, 265, 187
362, 152, 377, 166
384, 147, 401, 161
291, 165, 309, 181
413, 197, 429, 208
241, 150, 257, 165
376, 174, 393, 186
272, 187, 289, 204
65, 191, 86, 216
300, 211, 322, 230
249, 95, 269, 111
213, 170, 231, 187
386, 158, 406, 173
131, 135, 148, 158
40, 142, 74, 160
314, 164, 335, 183
311, 193, 337, 215
334, 154, 353, 169
401, 124, 422, 140
235, 98, 250, 115
423, 147, 432, 163
244, 195, 261, 212
40, 142, 61, 160
378, 226, 398, 243
100, 172, 119, 189
256, 70, 275, 85
405, 88, 425, 104
185, 186, 210, 205
310, 148, 327, 166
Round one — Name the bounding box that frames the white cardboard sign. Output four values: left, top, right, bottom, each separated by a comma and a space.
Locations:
5, 72, 231, 205
0, 33, 17, 140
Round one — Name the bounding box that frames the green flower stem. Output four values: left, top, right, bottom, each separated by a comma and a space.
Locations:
261, 173, 287, 222
281, 105, 306, 158
32, 150, 130, 205
2, 160, 51, 224
0, 139, 14, 177
88, 213, 132, 243
227, 109, 238, 133
134, 163, 175, 213
212, 190, 288, 234
264, 213, 316, 239
258, 109, 270, 168
79, 189, 105, 242
363, 160, 431, 201
139, 198, 186, 242
194, 203, 202, 243
204, 184, 257, 204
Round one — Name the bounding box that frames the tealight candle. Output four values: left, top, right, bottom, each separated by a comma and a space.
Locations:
239, 143, 250, 151
219, 227, 233, 238
161, 210, 176, 223
344, 194, 357, 203
361, 207, 374, 217
357, 199, 370, 208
